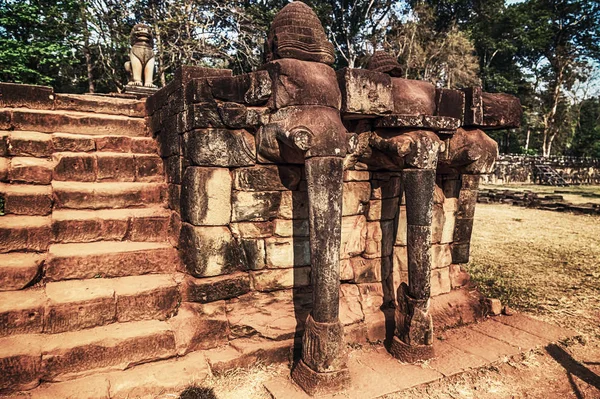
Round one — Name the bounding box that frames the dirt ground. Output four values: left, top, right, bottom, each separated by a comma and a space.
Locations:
481, 183, 600, 205
195, 202, 600, 399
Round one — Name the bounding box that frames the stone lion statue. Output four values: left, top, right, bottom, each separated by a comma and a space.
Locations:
125, 24, 156, 87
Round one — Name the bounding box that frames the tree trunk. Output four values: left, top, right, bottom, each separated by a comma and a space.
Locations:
81, 7, 95, 93
525, 128, 531, 151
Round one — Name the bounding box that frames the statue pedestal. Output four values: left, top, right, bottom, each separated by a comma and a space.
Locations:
124, 84, 158, 97
291, 359, 350, 396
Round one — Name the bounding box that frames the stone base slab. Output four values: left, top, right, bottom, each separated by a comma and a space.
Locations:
291, 359, 351, 396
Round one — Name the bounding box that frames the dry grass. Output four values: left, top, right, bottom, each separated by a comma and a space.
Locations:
467, 203, 600, 339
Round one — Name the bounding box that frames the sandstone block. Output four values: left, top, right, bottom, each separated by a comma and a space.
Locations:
481, 92, 522, 129
134, 155, 163, 182
449, 264, 470, 288
337, 68, 394, 115
183, 129, 256, 167
95, 136, 133, 152
0, 183, 52, 215
53, 153, 97, 182
432, 244, 453, 269
45, 279, 116, 334
440, 210, 456, 244
7, 157, 53, 184
394, 205, 407, 246
96, 154, 136, 182
230, 221, 274, 238
393, 245, 408, 273
0, 289, 45, 337
266, 59, 341, 109
435, 88, 465, 122
339, 258, 354, 281
131, 137, 158, 154
342, 181, 370, 216
367, 197, 399, 221
114, 275, 179, 323
8, 131, 53, 157
265, 237, 310, 268
364, 220, 394, 259
348, 257, 387, 283
485, 298, 502, 316
0, 82, 54, 109
0, 215, 51, 253
181, 167, 232, 226
278, 190, 309, 219
184, 273, 251, 303
0, 335, 42, 393
340, 215, 367, 259
185, 102, 224, 129
233, 165, 302, 191
431, 203, 446, 244
273, 219, 309, 237
208, 70, 272, 105
391, 78, 436, 115
168, 302, 229, 355
250, 267, 311, 292
240, 238, 266, 270
231, 191, 282, 222
0, 253, 43, 291
164, 155, 185, 184
179, 224, 245, 278
431, 267, 451, 296
343, 170, 370, 182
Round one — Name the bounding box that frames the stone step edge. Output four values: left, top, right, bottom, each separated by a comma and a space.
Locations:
0, 273, 183, 335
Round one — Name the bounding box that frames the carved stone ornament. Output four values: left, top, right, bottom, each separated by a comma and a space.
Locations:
125, 24, 157, 88
265, 1, 335, 65
367, 50, 403, 77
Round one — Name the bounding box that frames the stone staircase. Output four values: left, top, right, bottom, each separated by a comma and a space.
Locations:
0, 95, 207, 397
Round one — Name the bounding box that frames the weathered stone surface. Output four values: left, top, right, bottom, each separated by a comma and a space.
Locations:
0, 335, 42, 393
348, 257, 389, 283
44, 279, 116, 334
41, 320, 177, 381
95, 135, 133, 153
339, 258, 354, 281
440, 128, 498, 174
367, 197, 399, 221
233, 165, 301, 191
394, 205, 407, 246
265, 237, 310, 268
0, 289, 45, 336
54, 93, 146, 117
7, 157, 53, 184
185, 102, 224, 129
52, 181, 165, 210
375, 115, 460, 131
230, 221, 274, 238
240, 238, 266, 270
364, 220, 394, 259
435, 88, 465, 122
226, 290, 311, 339
449, 264, 470, 288
0, 215, 51, 253
134, 155, 163, 182
183, 128, 256, 167
208, 70, 272, 105
337, 68, 393, 115
265, 59, 341, 109
393, 245, 408, 273
278, 190, 309, 219
462, 87, 484, 126
340, 215, 367, 259
391, 78, 436, 115
179, 223, 246, 278
431, 267, 451, 296
52, 133, 96, 152
45, 241, 177, 281
343, 170, 370, 182
167, 302, 229, 354
217, 103, 268, 128
432, 244, 452, 269
0, 252, 43, 291
291, 359, 350, 397
53, 153, 97, 182
250, 267, 311, 291
96, 154, 136, 182
181, 167, 232, 226
231, 191, 282, 222
342, 181, 370, 216
371, 174, 402, 199
431, 203, 446, 244
481, 92, 522, 129
265, 1, 335, 65
0, 82, 54, 109
7, 131, 53, 157
273, 219, 309, 237
0, 183, 52, 215
185, 273, 251, 303
113, 275, 179, 323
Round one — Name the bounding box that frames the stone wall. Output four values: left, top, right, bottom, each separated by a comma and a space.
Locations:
145, 65, 478, 346
484, 155, 600, 185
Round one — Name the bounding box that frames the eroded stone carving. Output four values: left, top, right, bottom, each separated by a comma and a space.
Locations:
125, 24, 156, 88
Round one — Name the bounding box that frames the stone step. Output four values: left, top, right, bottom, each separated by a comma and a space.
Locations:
53, 152, 163, 183
0, 107, 149, 137
0, 252, 44, 291
45, 241, 179, 281
1, 157, 55, 185
0, 319, 177, 391
0, 183, 52, 215
0, 215, 52, 253
0, 274, 180, 337
52, 181, 166, 210
52, 207, 171, 243
54, 94, 146, 118
26, 351, 210, 399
